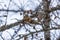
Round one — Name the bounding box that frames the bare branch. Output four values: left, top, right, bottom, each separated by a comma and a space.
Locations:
0, 20, 23, 31
17, 27, 60, 39
0, 19, 42, 32
50, 5, 60, 12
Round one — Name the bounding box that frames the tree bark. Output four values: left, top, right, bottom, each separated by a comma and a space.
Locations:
43, 0, 51, 40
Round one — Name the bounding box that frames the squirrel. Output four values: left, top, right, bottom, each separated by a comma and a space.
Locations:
23, 10, 41, 24
23, 15, 32, 23
23, 10, 33, 23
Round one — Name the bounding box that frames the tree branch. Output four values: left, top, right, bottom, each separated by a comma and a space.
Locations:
0, 20, 41, 32
50, 5, 60, 12
17, 27, 60, 39
0, 20, 23, 31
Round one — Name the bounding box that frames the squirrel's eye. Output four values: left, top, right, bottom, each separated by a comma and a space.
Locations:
20, 12, 23, 15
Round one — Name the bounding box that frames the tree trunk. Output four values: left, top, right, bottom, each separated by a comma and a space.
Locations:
43, 0, 51, 40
